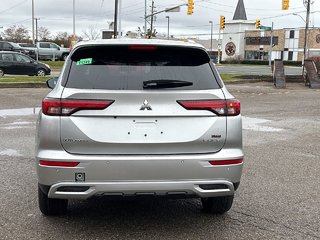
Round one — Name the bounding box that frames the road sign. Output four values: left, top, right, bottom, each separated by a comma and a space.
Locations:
260, 25, 272, 31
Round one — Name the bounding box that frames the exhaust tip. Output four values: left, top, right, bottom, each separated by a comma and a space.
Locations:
199, 184, 229, 190
57, 186, 90, 192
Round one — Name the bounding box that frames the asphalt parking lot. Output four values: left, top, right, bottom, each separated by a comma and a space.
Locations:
0, 82, 319, 240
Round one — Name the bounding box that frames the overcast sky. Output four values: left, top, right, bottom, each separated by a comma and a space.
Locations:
0, 0, 319, 39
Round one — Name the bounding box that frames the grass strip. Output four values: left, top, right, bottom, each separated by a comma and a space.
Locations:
0, 76, 54, 83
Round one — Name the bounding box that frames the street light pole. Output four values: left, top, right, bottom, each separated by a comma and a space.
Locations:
35, 18, 40, 42
73, 0, 75, 36
209, 21, 213, 54
217, 28, 221, 64
165, 16, 169, 40
32, 0, 35, 44
293, 13, 306, 23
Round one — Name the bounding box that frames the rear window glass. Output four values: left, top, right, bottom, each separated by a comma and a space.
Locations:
65, 45, 220, 90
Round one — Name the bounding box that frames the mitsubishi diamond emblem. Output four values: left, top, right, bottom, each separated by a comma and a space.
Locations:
140, 100, 152, 110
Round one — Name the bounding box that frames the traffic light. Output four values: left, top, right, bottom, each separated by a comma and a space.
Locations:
220, 16, 225, 30
282, 0, 289, 10
255, 19, 260, 29
187, 0, 194, 15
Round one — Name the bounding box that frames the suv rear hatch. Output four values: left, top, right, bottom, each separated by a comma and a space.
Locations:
58, 44, 227, 155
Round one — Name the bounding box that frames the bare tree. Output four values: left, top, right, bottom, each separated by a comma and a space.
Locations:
1, 25, 30, 42
82, 25, 100, 40
38, 26, 51, 41
146, 28, 157, 38
53, 32, 70, 47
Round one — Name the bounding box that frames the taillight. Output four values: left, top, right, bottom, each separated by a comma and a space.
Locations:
39, 160, 80, 167
209, 159, 243, 166
177, 99, 240, 116
42, 98, 114, 116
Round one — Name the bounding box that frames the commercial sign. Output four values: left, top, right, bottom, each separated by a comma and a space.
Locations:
246, 37, 279, 46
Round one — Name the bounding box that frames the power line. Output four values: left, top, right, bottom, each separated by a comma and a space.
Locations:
1, 18, 31, 27
0, 0, 28, 15
197, 4, 234, 14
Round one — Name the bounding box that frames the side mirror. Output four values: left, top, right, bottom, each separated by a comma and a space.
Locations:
57, 47, 61, 50
46, 77, 58, 89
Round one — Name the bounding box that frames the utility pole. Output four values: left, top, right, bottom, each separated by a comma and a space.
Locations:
269, 22, 274, 67
145, 2, 187, 38
118, 0, 122, 37
144, 0, 147, 37
34, 18, 40, 42
149, 0, 154, 38
73, 0, 75, 36
302, 0, 311, 75
32, 0, 35, 44
303, 0, 311, 68
114, 0, 118, 38
166, 16, 170, 40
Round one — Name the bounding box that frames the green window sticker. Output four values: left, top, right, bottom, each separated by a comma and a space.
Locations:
76, 58, 93, 65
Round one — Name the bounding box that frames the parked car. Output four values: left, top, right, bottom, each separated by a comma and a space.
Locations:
19, 42, 70, 61
0, 51, 51, 76
36, 39, 243, 216
0, 41, 34, 56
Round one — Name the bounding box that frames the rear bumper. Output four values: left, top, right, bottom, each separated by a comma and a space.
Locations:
37, 149, 244, 200
47, 180, 236, 199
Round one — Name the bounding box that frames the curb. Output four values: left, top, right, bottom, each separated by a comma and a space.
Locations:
224, 79, 272, 84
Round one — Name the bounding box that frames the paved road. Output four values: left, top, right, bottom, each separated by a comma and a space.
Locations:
0, 83, 319, 240
216, 64, 302, 75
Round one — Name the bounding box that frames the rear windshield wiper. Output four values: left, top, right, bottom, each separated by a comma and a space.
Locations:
143, 79, 193, 89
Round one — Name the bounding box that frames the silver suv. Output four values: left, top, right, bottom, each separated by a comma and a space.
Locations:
36, 39, 243, 216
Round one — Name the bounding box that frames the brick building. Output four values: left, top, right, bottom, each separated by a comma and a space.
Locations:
220, 0, 320, 62
244, 28, 320, 61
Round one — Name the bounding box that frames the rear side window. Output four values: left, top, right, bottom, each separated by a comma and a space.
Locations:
1, 53, 14, 61
50, 43, 59, 49
65, 45, 220, 90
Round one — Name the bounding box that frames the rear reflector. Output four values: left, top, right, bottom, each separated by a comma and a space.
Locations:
42, 98, 114, 116
209, 159, 243, 166
39, 160, 80, 167
128, 45, 158, 50
177, 99, 240, 116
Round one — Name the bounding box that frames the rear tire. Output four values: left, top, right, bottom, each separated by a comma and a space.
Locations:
38, 185, 68, 216
201, 195, 234, 214
0, 68, 4, 76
